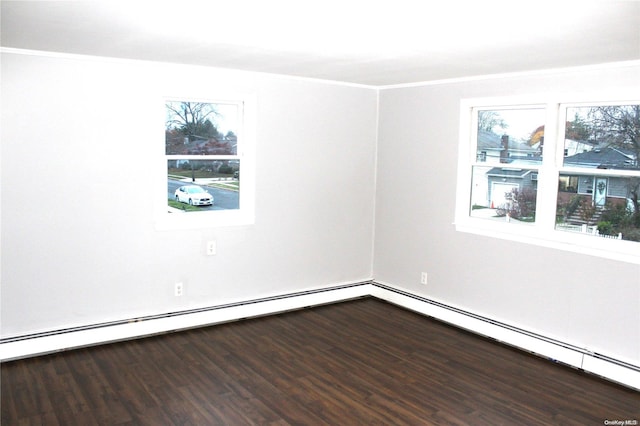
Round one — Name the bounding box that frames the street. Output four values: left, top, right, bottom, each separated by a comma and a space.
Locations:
168, 179, 239, 211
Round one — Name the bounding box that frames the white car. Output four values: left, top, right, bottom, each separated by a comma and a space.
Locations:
174, 185, 213, 206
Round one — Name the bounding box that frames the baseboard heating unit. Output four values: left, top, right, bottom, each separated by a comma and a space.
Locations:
371, 281, 640, 392
0, 282, 374, 362
1, 280, 638, 391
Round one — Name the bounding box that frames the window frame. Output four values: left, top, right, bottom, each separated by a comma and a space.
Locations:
155, 94, 256, 230
455, 93, 640, 264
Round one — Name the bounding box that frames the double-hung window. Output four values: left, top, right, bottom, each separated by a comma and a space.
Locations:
456, 94, 640, 263
156, 97, 255, 229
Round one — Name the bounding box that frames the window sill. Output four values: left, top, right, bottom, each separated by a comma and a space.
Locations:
454, 218, 640, 265
155, 208, 255, 231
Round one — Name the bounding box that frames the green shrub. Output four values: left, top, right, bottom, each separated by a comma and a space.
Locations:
621, 227, 640, 242
601, 203, 632, 226
597, 221, 614, 235
218, 165, 233, 174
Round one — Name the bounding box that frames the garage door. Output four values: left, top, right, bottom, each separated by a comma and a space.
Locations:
491, 183, 518, 208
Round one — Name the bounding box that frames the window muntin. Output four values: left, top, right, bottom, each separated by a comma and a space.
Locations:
165, 100, 241, 213
457, 97, 640, 263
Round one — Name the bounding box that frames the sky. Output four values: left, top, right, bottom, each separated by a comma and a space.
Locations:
488, 108, 546, 142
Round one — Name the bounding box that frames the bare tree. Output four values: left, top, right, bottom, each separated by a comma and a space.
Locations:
166, 101, 220, 142
478, 111, 507, 132
587, 105, 640, 165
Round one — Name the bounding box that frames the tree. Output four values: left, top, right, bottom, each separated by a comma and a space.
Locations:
529, 125, 544, 146
166, 101, 221, 142
565, 112, 591, 141
496, 187, 537, 220
202, 118, 219, 139
625, 177, 640, 224
478, 111, 507, 132
583, 105, 639, 162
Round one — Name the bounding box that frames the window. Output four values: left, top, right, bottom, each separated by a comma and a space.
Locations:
456, 95, 640, 264
470, 107, 545, 222
156, 96, 255, 230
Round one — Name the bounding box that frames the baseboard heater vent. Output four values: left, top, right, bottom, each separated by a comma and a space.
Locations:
0, 281, 373, 360
2, 280, 638, 391
371, 281, 640, 391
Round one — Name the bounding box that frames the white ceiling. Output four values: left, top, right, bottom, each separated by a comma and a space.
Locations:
2, 1, 639, 86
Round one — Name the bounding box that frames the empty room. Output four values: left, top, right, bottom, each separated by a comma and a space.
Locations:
1, 1, 639, 424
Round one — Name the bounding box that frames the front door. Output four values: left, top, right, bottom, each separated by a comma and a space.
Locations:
594, 177, 608, 207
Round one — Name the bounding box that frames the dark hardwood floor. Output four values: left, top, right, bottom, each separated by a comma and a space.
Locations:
2, 298, 638, 425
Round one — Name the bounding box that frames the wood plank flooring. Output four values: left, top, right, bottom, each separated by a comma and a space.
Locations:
2, 298, 639, 425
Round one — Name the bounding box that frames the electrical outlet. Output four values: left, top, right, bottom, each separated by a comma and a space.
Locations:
420, 272, 428, 285
175, 282, 184, 296
206, 240, 217, 256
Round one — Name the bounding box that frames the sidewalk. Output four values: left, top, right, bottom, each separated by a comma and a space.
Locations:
170, 176, 236, 184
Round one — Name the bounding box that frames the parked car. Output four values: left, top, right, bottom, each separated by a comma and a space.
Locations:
174, 185, 213, 206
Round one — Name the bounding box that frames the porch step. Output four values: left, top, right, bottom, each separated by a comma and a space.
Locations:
566, 205, 605, 225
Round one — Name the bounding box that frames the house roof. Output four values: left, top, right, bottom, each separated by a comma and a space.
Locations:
476, 130, 537, 153
486, 168, 533, 179
564, 147, 638, 170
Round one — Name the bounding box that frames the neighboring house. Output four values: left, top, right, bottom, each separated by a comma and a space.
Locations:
563, 138, 597, 157
563, 146, 637, 170
485, 167, 538, 208
166, 132, 236, 156
562, 146, 638, 207
476, 129, 540, 163
475, 133, 637, 210
475, 130, 541, 208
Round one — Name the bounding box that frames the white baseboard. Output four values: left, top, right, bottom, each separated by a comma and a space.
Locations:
371, 281, 640, 391
0, 281, 374, 362
2, 279, 638, 391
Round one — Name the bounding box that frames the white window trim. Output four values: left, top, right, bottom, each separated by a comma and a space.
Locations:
455, 92, 640, 264
155, 94, 256, 230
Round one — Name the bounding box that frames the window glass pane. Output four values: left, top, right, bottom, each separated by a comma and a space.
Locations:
563, 105, 639, 170
476, 108, 545, 165
470, 165, 538, 223
166, 101, 239, 155
555, 173, 640, 242
168, 160, 240, 212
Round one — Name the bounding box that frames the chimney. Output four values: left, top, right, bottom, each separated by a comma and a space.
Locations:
500, 135, 509, 163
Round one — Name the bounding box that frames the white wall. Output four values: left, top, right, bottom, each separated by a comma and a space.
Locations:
3, 50, 639, 372
0, 51, 377, 337
374, 64, 640, 366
